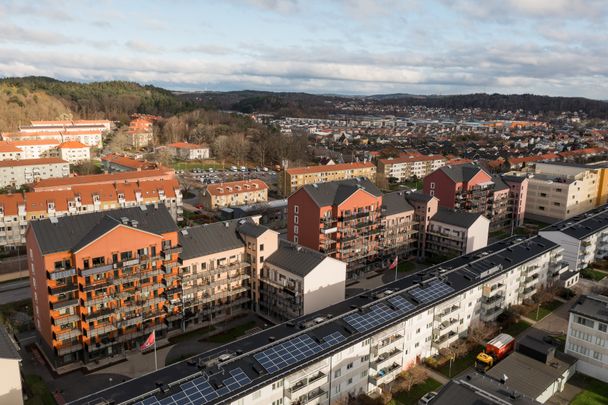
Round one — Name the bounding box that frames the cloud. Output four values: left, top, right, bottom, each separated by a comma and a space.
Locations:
231, 0, 301, 14
125, 40, 164, 53
180, 44, 233, 55
0, 24, 74, 45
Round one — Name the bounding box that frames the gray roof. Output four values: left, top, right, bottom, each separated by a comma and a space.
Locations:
405, 191, 434, 203
438, 163, 486, 183
431, 207, 485, 229
432, 372, 540, 405
492, 175, 510, 191
501, 173, 528, 184
487, 351, 577, 400
237, 222, 270, 238
541, 204, 608, 240
179, 218, 256, 260
569, 294, 608, 323
265, 241, 327, 277
0, 325, 20, 360
30, 204, 177, 254
301, 178, 381, 207
381, 191, 414, 216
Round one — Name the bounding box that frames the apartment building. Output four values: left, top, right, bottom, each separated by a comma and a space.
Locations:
28, 119, 112, 132
379, 191, 418, 259
279, 162, 376, 196
0, 158, 69, 188
201, 179, 268, 210
0, 325, 23, 405
566, 294, 608, 383
101, 154, 159, 172
10, 139, 60, 159
425, 208, 490, 258
259, 241, 346, 321
539, 204, 608, 271
26, 204, 182, 367
423, 164, 528, 231
57, 142, 90, 164
523, 162, 601, 222
377, 153, 446, 182
4, 121, 106, 148
127, 116, 157, 149
72, 234, 569, 405
0, 142, 24, 161
0, 179, 182, 247
167, 142, 210, 160
32, 168, 175, 191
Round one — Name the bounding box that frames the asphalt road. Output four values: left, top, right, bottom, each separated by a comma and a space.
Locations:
0, 278, 31, 304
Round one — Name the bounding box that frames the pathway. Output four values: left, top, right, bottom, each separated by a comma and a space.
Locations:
421, 366, 450, 385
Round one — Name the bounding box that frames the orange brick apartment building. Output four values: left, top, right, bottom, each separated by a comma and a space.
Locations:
27, 204, 182, 366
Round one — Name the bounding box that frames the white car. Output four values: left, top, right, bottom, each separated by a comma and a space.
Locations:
418, 392, 437, 405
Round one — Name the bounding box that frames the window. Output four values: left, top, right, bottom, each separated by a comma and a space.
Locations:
294, 225, 299, 234
294, 235, 299, 243
334, 384, 341, 394
599, 323, 608, 333
346, 362, 353, 370
271, 381, 283, 389
260, 256, 264, 263
429, 190, 434, 197
347, 377, 353, 385
334, 369, 341, 378
576, 316, 594, 328
294, 205, 299, 214
294, 215, 299, 224
260, 244, 264, 252
361, 370, 368, 378
430, 182, 435, 189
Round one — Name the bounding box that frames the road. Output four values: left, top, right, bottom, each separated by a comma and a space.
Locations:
0, 278, 31, 304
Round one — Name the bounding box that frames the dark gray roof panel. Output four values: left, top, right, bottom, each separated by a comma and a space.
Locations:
266, 241, 327, 277
237, 222, 270, 238
541, 204, 608, 239
431, 207, 485, 228
30, 204, 177, 254
301, 178, 381, 207
404, 191, 434, 203
569, 294, 608, 323
381, 191, 414, 216
0, 325, 20, 360
179, 218, 255, 260
438, 163, 486, 183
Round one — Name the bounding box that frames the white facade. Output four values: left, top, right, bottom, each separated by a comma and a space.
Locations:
0, 159, 69, 188
58, 144, 91, 164
426, 215, 490, 256
13, 141, 59, 159
0, 357, 22, 405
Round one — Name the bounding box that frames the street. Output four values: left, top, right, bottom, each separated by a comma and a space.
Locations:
0, 278, 31, 304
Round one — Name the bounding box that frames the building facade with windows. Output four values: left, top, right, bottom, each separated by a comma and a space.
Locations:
71, 234, 570, 405
0, 158, 69, 188
201, 179, 268, 210
167, 142, 210, 160
425, 208, 490, 258
279, 162, 376, 196
566, 294, 608, 383
377, 154, 446, 183
32, 168, 175, 191
57, 141, 90, 164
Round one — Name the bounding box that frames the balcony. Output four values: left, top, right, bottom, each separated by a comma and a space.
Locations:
369, 362, 401, 386
432, 330, 458, 348
82, 279, 113, 292
53, 328, 82, 341
80, 263, 114, 277
482, 294, 504, 306
48, 267, 76, 280
84, 307, 114, 321
51, 298, 79, 310
87, 323, 117, 338
481, 306, 503, 322
56, 342, 83, 356
371, 348, 402, 370
162, 262, 178, 274
52, 313, 80, 326
116, 315, 142, 329
48, 283, 78, 295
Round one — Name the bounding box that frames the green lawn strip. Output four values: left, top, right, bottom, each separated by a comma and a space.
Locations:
390, 378, 442, 405
581, 268, 606, 281
502, 320, 532, 336
397, 261, 416, 273
437, 345, 484, 378
24, 374, 56, 405
570, 373, 608, 405
173, 161, 225, 171
168, 325, 215, 344
205, 321, 257, 344
526, 300, 562, 321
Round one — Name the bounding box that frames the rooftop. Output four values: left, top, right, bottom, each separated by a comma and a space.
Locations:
0, 325, 21, 361
299, 177, 382, 207
265, 240, 328, 278
70, 235, 559, 405
378, 154, 445, 165
432, 207, 486, 229
381, 191, 414, 216
179, 218, 256, 260
206, 179, 268, 196
286, 161, 375, 175
0, 157, 67, 168
436, 163, 489, 183
541, 204, 608, 240
33, 168, 174, 190
569, 294, 608, 323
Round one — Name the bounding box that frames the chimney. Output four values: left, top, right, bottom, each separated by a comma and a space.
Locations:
501, 374, 508, 384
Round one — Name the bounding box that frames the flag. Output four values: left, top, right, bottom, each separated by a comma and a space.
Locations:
140, 330, 155, 351
389, 256, 398, 270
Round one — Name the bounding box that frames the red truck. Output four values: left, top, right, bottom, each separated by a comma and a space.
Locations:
475, 333, 515, 371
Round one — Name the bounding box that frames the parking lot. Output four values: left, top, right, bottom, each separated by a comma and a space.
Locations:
178, 166, 278, 188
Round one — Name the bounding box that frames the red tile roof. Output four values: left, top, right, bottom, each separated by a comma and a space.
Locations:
0, 158, 67, 167
508, 153, 560, 165
0, 142, 22, 153
58, 141, 89, 149
206, 179, 268, 196
167, 142, 207, 149
32, 168, 175, 191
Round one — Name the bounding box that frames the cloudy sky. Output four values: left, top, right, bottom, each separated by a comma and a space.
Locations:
1, 0, 607, 98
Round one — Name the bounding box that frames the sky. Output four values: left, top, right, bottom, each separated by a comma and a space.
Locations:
1, 0, 607, 98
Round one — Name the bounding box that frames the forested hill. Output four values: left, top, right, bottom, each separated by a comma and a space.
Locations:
0, 76, 191, 130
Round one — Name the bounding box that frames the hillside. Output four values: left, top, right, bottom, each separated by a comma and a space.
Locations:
0, 77, 191, 129
0, 84, 72, 131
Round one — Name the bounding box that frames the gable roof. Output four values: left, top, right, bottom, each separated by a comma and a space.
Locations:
237, 222, 270, 238
431, 207, 486, 228
381, 191, 414, 216
300, 178, 381, 207
179, 218, 255, 260
437, 163, 487, 183
30, 204, 177, 254
266, 240, 327, 278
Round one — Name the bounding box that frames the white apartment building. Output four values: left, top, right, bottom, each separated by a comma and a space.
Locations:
72, 234, 570, 405
377, 154, 446, 182
11, 139, 60, 159
0, 142, 23, 161
0, 326, 22, 405
57, 141, 91, 164
425, 208, 490, 257
167, 142, 211, 160
522, 162, 600, 222
540, 204, 608, 271
566, 294, 608, 382
0, 158, 69, 188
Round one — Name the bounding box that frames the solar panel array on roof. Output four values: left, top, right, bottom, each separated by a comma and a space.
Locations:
409, 280, 454, 303
253, 331, 346, 374
134, 367, 252, 405
344, 295, 415, 333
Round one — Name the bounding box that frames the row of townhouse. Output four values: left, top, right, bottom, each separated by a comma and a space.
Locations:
423, 163, 528, 232
27, 205, 346, 369
101, 154, 160, 173
201, 179, 269, 210
3, 119, 110, 149
0, 158, 70, 188
0, 139, 90, 164
32, 168, 176, 191
288, 178, 490, 279
0, 179, 182, 247
376, 153, 446, 183
279, 162, 377, 196
70, 234, 572, 405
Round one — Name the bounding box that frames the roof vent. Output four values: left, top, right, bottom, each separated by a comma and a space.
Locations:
50, 217, 58, 224
181, 229, 189, 236
130, 220, 138, 228
120, 217, 129, 224
224, 222, 230, 228
296, 246, 302, 252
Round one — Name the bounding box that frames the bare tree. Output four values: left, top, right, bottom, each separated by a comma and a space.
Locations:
396, 365, 428, 393
467, 322, 499, 346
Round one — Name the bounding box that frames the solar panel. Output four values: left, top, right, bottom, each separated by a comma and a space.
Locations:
320, 331, 346, 349
387, 295, 416, 313
344, 303, 395, 332
254, 334, 318, 373
409, 280, 454, 303
134, 367, 253, 405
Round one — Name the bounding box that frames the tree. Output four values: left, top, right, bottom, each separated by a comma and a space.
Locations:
212, 135, 231, 160
467, 322, 499, 346
396, 365, 428, 393
71, 162, 102, 176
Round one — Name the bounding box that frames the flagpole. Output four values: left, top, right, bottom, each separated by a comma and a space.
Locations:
394, 256, 398, 281
153, 331, 158, 371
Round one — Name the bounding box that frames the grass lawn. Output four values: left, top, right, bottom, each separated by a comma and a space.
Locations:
490, 230, 509, 239
526, 300, 563, 321
168, 325, 215, 344
24, 374, 56, 405
172, 160, 223, 171
570, 373, 608, 405
502, 320, 532, 336
398, 261, 416, 273
437, 345, 484, 378
390, 378, 442, 405
205, 321, 257, 344
581, 267, 606, 281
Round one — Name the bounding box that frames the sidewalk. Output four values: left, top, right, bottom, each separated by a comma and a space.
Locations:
421, 365, 450, 385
